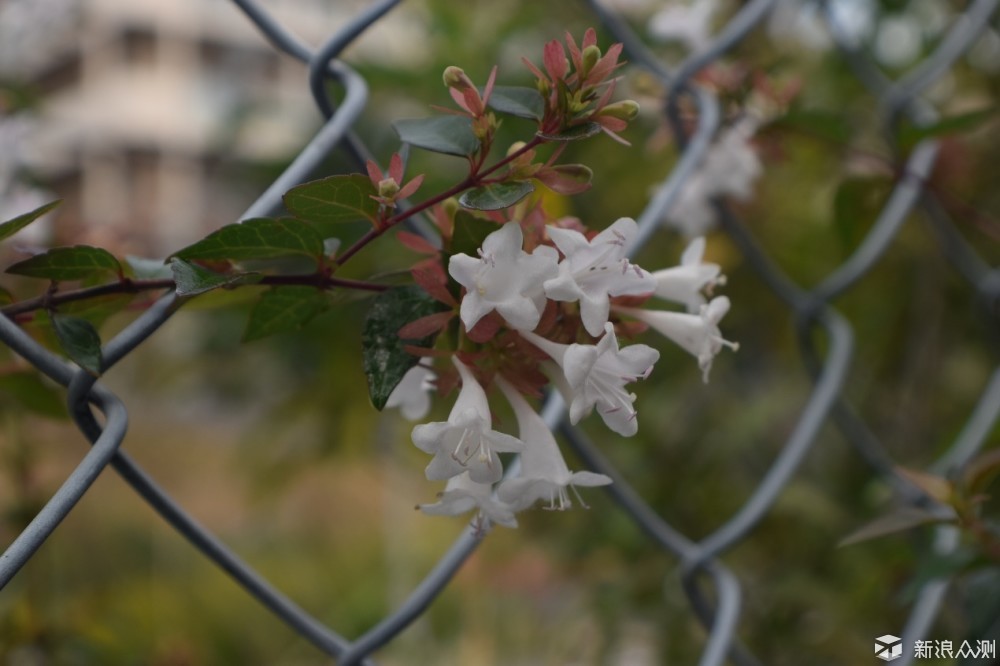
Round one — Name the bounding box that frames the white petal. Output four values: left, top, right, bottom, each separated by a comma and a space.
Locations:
568, 471, 613, 487
497, 296, 544, 331
448, 253, 483, 289
385, 365, 435, 421
546, 225, 590, 257
483, 221, 523, 259
578, 291, 612, 337
680, 236, 706, 265
562, 343, 599, 389
599, 406, 639, 437
543, 262, 585, 303
411, 422, 452, 454
458, 291, 492, 330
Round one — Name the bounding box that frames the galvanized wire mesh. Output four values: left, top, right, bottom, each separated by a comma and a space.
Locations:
1, 0, 998, 663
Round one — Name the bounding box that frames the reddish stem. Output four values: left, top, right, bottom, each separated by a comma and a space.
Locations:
333, 135, 547, 269
1, 273, 388, 320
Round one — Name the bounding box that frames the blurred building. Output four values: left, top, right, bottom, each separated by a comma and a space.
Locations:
0, 0, 428, 255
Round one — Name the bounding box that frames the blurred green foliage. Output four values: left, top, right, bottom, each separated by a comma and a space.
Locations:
2, 0, 1000, 663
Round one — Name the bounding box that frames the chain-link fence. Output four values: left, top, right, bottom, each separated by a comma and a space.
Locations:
2, 0, 999, 664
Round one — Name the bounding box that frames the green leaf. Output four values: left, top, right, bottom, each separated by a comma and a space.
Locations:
838, 507, 952, 547
0, 285, 14, 307
0, 200, 60, 242
902, 547, 980, 603
393, 116, 480, 157
898, 106, 997, 150
6, 246, 122, 281
51, 313, 103, 376
173, 218, 325, 265
487, 86, 544, 120
962, 448, 1000, 497
961, 568, 1000, 650
170, 259, 260, 297
537, 122, 601, 141
459, 181, 534, 211
0, 370, 67, 418
832, 176, 891, 253
243, 286, 330, 342
284, 174, 380, 236
448, 211, 499, 258
363, 286, 445, 410
764, 108, 851, 144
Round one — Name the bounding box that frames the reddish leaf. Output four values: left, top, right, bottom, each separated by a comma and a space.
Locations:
535, 299, 559, 336
466, 311, 502, 343
397, 230, 439, 255
543, 40, 568, 81
429, 204, 454, 240
500, 368, 548, 399
403, 344, 451, 358
455, 349, 488, 365
435, 363, 461, 397
397, 173, 425, 200
411, 259, 457, 307
615, 318, 649, 339
366, 160, 383, 186
535, 164, 593, 195
587, 42, 624, 84
597, 115, 628, 132
897, 467, 953, 504
388, 153, 404, 183
398, 311, 454, 339
482, 65, 498, 107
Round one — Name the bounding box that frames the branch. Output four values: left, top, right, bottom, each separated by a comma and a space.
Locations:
0, 273, 388, 320
334, 135, 547, 268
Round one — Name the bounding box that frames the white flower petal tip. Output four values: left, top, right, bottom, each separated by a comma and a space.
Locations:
519, 323, 658, 437
617, 296, 737, 383
411, 359, 524, 484
650, 236, 726, 312
418, 471, 518, 529
661, 119, 762, 236
448, 222, 559, 332
648, 0, 721, 52
495, 378, 613, 512
384, 364, 436, 421
543, 218, 654, 337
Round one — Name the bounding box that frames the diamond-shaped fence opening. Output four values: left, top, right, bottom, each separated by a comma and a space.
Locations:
1, 0, 999, 664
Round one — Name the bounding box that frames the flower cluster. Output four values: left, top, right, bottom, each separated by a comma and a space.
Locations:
0, 26, 740, 535
388, 215, 737, 528
522, 28, 638, 143
373, 29, 737, 529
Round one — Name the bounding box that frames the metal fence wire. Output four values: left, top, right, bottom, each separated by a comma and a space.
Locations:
2, 0, 999, 664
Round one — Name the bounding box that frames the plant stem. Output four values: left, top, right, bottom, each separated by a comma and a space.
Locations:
333, 135, 547, 269
0, 136, 549, 319
1, 273, 388, 320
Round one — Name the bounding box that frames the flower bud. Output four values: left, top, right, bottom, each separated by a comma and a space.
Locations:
598, 99, 640, 121
552, 163, 593, 182
536, 77, 551, 99
506, 141, 528, 157
442, 197, 460, 218
377, 178, 400, 199
581, 45, 602, 78
443, 66, 472, 91
535, 163, 592, 195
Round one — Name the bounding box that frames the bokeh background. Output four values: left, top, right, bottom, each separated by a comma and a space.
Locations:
1, 0, 999, 663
